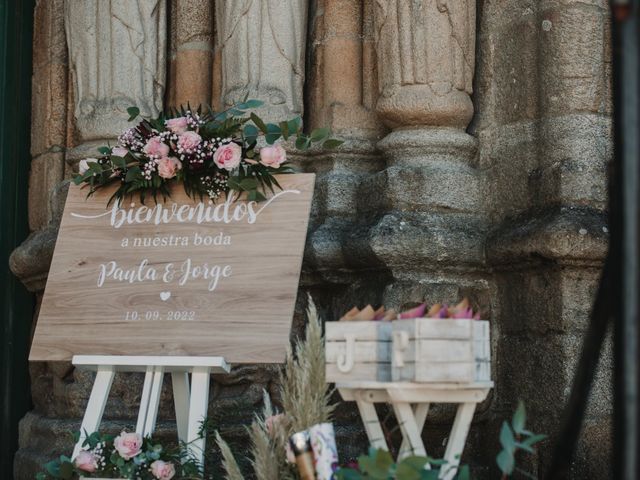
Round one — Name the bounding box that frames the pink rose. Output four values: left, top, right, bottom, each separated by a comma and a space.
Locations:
111, 146, 129, 157
78, 158, 98, 174
144, 136, 170, 158
165, 116, 188, 134
157, 157, 182, 179
150, 460, 176, 480
177, 131, 202, 152
74, 450, 97, 473
259, 144, 286, 168
113, 431, 143, 460
213, 143, 242, 171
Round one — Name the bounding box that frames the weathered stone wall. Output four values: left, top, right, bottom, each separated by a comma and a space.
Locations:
11, 1, 611, 478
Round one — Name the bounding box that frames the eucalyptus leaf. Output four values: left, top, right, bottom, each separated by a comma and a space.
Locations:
310, 127, 329, 142
512, 401, 526, 434
250, 113, 268, 133
499, 421, 516, 453
496, 449, 515, 475
323, 138, 344, 149
287, 116, 302, 134
127, 106, 140, 121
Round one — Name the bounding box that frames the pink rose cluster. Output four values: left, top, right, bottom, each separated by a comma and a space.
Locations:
142, 135, 183, 179
151, 460, 176, 480
114, 431, 143, 460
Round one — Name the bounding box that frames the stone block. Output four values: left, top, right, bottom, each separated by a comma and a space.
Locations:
30, 62, 68, 157
538, 4, 609, 116
174, 49, 213, 106
28, 153, 65, 230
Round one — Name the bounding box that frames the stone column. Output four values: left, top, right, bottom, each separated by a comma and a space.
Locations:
168, 0, 214, 107
369, 0, 486, 304
215, 0, 308, 120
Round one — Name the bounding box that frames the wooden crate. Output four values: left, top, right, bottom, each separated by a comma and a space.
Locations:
391, 318, 490, 383
325, 321, 392, 382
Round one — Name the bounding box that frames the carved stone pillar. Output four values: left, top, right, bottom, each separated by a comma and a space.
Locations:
373, 0, 475, 129
369, 0, 490, 337
215, 0, 307, 120
65, 0, 167, 141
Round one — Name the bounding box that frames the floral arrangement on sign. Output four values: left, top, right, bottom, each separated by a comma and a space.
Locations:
36, 431, 201, 479
338, 298, 481, 322
73, 101, 342, 205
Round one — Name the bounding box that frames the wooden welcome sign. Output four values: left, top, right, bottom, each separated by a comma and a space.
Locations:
30, 174, 315, 363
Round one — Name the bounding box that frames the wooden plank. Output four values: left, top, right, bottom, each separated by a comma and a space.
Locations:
72, 355, 230, 372
325, 321, 392, 341
326, 363, 392, 383
395, 362, 476, 383
31, 175, 315, 363
325, 341, 392, 363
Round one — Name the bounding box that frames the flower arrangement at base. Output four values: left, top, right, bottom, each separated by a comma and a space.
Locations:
36, 431, 202, 480
73, 101, 342, 205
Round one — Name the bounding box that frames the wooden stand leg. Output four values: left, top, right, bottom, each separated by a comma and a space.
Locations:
171, 372, 190, 443
186, 366, 211, 463
136, 366, 154, 434
440, 403, 476, 480
392, 402, 427, 458
398, 403, 429, 459
355, 397, 388, 450
72, 366, 115, 459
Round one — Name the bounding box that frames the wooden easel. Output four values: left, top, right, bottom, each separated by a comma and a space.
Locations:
337, 381, 493, 480
71, 355, 230, 465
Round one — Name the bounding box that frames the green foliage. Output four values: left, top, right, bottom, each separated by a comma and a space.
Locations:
335, 448, 469, 480
496, 401, 547, 478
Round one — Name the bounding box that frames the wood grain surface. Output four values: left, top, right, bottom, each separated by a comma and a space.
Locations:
30, 174, 315, 363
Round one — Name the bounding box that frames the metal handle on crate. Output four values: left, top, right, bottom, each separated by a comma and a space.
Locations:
392, 331, 409, 367
337, 333, 356, 372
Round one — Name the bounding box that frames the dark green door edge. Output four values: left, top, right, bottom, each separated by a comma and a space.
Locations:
0, 0, 35, 478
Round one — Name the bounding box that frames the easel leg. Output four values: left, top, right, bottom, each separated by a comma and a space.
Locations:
398, 403, 429, 459
392, 402, 427, 458
187, 366, 211, 464
440, 403, 476, 480
72, 366, 115, 459
171, 372, 190, 443
143, 367, 165, 436
355, 397, 388, 450
136, 366, 155, 434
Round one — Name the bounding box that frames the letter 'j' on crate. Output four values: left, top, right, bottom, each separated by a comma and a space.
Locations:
391, 318, 491, 383
325, 321, 393, 382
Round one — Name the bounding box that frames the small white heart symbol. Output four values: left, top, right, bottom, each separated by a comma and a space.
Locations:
160, 291, 171, 301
